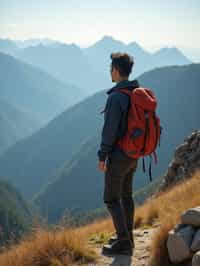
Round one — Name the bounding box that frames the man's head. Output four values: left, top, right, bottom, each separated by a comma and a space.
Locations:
110, 52, 134, 83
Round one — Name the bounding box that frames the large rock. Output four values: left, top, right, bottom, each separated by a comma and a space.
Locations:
192, 251, 200, 266
167, 225, 195, 263
191, 229, 200, 252
160, 130, 200, 191
181, 207, 200, 227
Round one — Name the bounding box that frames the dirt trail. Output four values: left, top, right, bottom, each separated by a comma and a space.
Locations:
88, 225, 159, 266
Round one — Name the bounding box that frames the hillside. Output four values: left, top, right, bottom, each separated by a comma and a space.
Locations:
33, 135, 103, 222
0, 179, 32, 245
0, 52, 85, 124
0, 97, 40, 155
0, 169, 199, 265
0, 64, 199, 205
0, 91, 104, 198
13, 42, 108, 93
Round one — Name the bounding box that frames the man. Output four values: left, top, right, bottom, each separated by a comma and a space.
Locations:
97, 52, 140, 256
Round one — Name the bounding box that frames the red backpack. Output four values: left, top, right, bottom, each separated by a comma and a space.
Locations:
117, 87, 162, 182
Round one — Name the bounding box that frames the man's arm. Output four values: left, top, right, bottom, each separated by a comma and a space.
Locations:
97, 93, 122, 161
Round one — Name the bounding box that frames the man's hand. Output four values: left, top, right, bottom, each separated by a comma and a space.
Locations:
98, 160, 107, 172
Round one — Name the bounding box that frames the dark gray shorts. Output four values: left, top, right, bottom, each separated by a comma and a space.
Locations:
103, 154, 138, 203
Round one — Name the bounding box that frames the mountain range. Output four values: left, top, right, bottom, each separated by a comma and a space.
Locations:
0, 63, 199, 222
83, 36, 191, 79
0, 52, 86, 153
0, 36, 192, 94
33, 63, 200, 222
0, 97, 40, 155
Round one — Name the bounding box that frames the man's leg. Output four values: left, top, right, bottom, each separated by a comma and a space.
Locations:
102, 155, 135, 255
103, 156, 130, 239
121, 158, 138, 246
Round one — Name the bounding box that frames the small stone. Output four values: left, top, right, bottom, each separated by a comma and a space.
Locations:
181, 207, 200, 227
167, 225, 195, 263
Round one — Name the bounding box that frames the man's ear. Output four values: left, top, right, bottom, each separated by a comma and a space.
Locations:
112, 67, 117, 76
115, 68, 120, 80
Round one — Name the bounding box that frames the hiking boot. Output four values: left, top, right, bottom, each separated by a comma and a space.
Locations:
108, 232, 134, 248
102, 238, 133, 256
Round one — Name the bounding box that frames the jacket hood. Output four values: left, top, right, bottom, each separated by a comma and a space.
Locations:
107, 79, 140, 95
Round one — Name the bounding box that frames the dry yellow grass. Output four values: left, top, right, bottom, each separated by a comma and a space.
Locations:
134, 170, 200, 227
0, 227, 96, 266
146, 170, 200, 266
0, 209, 116, 266
0, 170, 199, 266
149, 222, 173, 266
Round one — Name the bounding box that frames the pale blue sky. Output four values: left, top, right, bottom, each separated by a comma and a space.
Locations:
0, 0, 200, 49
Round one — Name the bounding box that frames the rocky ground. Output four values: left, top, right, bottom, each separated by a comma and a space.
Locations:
87, 225, 159, 266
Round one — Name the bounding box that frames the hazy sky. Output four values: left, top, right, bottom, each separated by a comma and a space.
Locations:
0, 0, 200, 49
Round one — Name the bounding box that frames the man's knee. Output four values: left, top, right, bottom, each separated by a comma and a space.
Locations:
104, 198, 120, 209
121, 191, 133, 200
121, 195, 134, 207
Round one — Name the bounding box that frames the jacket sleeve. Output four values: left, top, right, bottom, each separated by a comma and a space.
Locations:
97, 93, 122, 161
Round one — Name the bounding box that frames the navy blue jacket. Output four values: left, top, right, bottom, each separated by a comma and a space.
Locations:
97, 79, 140, 161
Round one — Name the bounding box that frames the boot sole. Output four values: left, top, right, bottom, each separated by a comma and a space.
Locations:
108, 239, 134, 245
102, 247, 133, 257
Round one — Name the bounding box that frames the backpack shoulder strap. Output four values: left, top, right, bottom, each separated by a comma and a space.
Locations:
118, 88, 134, 97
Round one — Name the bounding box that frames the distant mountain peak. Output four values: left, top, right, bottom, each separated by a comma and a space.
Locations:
89, 35, 125, 49
155, 46, 185, 56
101, 35, 123, 43
127, 41, 147, 53
50, 42, 80, 50
153, 46, 192, 63
101, 35, 113, 40
21, 41, 81, 54
128, 41, 141, 48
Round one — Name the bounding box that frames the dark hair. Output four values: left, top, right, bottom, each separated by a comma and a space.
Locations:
110, 52, 134, 77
